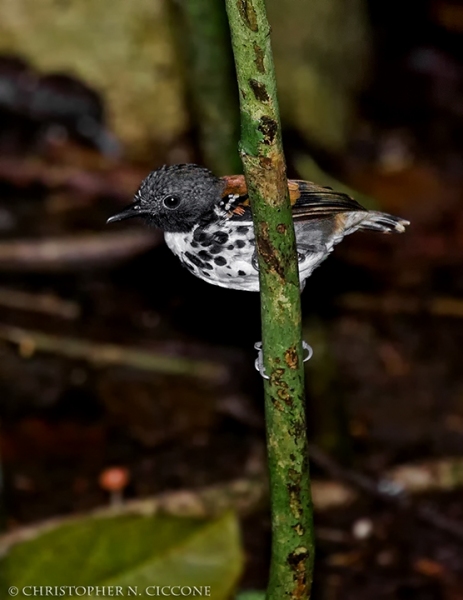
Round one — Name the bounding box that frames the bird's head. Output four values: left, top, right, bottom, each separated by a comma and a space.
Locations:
107, 164, 225, 233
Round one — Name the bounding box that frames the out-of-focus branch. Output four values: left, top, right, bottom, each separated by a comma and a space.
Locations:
339, 292, 463, 319
0, 288, 80, 319
0, 231, 161, 272
309, 446, 463, 542
0, 476, 267, 557
4, 455, 463, 556
0, 324, 230, 383
0, 156, 144, 200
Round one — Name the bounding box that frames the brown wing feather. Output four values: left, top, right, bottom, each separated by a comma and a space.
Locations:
220, 176, 365, 220
290, 180, 366, 220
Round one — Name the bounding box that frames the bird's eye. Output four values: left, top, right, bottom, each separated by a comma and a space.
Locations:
163, 195, 181, 209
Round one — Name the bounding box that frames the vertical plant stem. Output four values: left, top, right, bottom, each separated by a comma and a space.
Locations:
225, 1, 314, 599
177, 0, 241, 174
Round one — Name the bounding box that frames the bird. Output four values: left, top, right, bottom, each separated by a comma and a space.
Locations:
107, 163, 409, 293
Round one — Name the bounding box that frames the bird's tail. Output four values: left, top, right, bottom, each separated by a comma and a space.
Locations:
358, 211, 410, 234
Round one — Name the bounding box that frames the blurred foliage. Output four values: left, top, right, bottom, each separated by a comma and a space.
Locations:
0, 0, 186, 157
0, 0, 370, 160
268, 0, 371, 153
175, 0, 241, 174
236, 592, 265, 600
0, 512, 243, 599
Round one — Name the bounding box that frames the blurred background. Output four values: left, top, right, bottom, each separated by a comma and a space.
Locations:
1, 0, 463, 598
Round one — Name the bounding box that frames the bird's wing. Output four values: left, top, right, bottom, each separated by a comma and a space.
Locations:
221, 176, 365, 221
289, 180, 366, 220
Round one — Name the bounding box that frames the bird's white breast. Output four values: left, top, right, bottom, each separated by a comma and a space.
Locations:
164, 220, 329, 292
164, 224, 259, 291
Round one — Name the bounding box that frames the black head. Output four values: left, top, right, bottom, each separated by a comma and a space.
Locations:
107, 164, 225, 233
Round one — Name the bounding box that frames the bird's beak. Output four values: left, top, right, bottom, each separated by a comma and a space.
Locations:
106, 201, 147, 224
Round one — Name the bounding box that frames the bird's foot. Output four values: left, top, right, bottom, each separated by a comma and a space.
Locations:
254, 341, 313, 379
254, 342, 268, 379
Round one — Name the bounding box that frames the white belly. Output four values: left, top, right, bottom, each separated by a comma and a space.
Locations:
164, 223, 328, 292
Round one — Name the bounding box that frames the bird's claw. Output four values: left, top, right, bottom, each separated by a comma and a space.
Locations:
254, 342, 269, 380
254, 341, 313, 379
303, 341, 314, 362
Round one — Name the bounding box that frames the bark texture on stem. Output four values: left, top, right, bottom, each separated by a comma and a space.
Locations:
224, 1, 315, 598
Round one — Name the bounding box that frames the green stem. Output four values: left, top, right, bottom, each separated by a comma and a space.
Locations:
225, 1, 314, 599
177, 0, 241, 174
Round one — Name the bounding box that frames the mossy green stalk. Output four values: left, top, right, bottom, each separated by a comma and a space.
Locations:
225, 1, 315, 598
178, 0, 241, 175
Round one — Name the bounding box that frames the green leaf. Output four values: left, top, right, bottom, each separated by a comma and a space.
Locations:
0, 512, 243, 599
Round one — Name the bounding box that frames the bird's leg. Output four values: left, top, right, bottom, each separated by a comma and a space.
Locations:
254, 341, 313, 379
251, 250, 259, 271
302, 341, 314, 362
254, 342, 268, 380
252, 243, 313, 377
